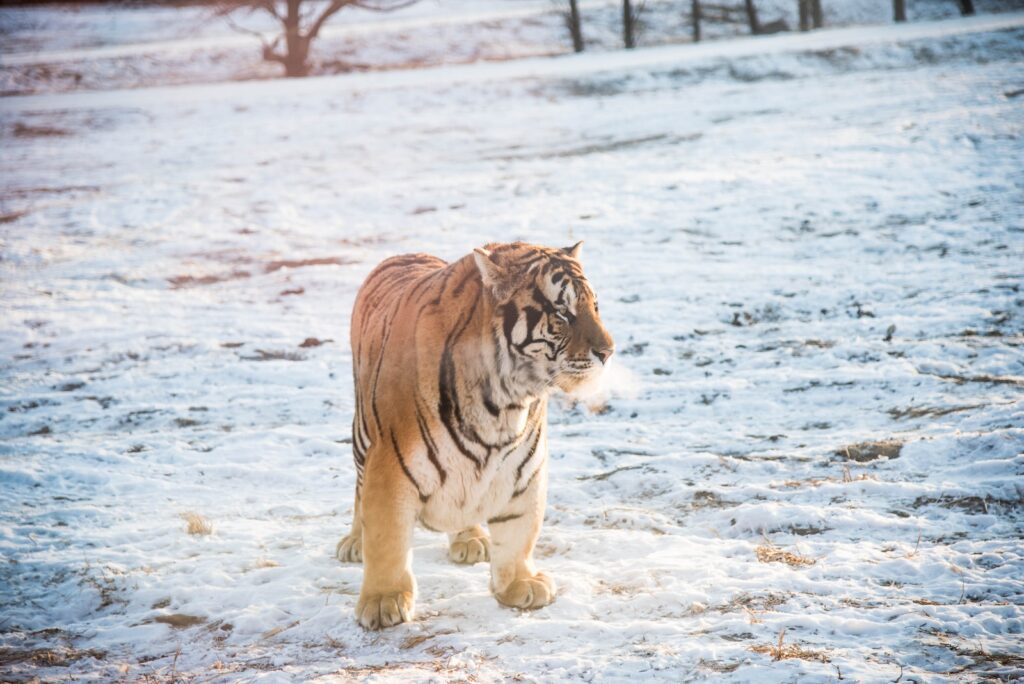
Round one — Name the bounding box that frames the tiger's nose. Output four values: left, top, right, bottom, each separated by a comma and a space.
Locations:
594, 346, 614, 364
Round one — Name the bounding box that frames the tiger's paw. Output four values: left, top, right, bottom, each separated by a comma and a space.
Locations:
356, 591, 414, 630
494, 572, 556, 610
335, 533, 362, 563
448, 528, 491, 565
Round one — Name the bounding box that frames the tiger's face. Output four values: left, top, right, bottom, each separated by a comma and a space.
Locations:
474, 241, 615, 396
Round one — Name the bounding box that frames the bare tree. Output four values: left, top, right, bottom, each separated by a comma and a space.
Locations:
893, 0, 907, 22
622, 0, 645, 49
561, 0, 584, 53
810, 0, 823, 28
743, 0, 761, 34
218, 0, 418, 78
691, 0, 702, 42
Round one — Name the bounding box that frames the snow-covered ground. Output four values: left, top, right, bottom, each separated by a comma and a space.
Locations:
2, 5, 1024, 682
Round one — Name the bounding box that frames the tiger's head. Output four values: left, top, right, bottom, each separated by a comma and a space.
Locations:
473, 241, 614, 396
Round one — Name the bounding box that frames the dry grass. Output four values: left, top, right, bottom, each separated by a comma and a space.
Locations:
181, 511, 213, 536
0, 646, 105, 668
755, 542, 816, 567
751, 629, 829, 662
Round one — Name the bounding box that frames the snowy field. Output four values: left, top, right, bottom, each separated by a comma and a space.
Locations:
2, 6, 1024, 682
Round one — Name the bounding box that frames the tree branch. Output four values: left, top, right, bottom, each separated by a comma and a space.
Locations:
307, 0, 355, 41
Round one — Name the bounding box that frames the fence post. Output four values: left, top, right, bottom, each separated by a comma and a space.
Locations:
798, 0, 810, 31
691, 0, 701, 42
958, 0, 975, 15
893, 0, 906, 22
811, 0, 823, 27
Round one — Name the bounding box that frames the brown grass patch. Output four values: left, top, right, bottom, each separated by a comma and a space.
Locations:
264, 256, 356, 273
168, 270, 251, 289
0, 646, 105, 668
239, 349, 305, 362
755, 543, 815, 567
889, 404, 982, 420
12, 122, 71, 138
751, 629, 828, 662
838, 439, 902, 462
181, 512, 213, 536
152, 613, 205, 629
261, 620, 300, 640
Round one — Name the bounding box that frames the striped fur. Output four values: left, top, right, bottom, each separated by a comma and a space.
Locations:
336, 242, 614, 630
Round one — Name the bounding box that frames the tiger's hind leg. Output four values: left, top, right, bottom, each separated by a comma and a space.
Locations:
335, 485, 363, 563
448, 525, 491, 565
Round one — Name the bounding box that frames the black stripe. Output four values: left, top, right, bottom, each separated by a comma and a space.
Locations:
482, 382, 500, 417
414, 405, 447, 485
531, 286, 556, 314
487, 511, 524, 524
512, 468, 540, 499
369, 316, 395, 434
438, 296, 484, 468
488, 513, 523, 525
502, 304, 519, 346
515, 428, 544, 485
390, 429, 428, 503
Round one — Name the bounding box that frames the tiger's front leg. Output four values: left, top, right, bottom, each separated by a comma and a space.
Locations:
488, 461, 556, 610
355, 453, 418, 630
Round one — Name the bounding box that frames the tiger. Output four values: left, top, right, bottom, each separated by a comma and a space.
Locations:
335, 241, 614, 630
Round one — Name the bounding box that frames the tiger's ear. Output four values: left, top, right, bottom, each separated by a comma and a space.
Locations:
473, 247, 510, 300
564, 240, 583, 260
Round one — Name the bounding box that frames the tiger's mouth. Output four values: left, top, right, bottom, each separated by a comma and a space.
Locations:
555, 363, 604, 395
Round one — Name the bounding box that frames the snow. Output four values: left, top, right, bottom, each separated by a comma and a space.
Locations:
2, 4, 1024, 682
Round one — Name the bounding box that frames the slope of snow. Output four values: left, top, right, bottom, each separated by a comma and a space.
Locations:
1, 11, 1023, 683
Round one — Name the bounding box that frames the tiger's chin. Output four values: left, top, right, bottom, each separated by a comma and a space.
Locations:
555, 367, 605, 398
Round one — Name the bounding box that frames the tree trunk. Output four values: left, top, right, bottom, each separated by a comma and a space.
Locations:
691, 0, 701, 42
283, 0, 309, 77
893, 0, 906, 22
798, 0, 810, 31
811, 0, 823, 28
568, 0, 584, 52
744, 0, 761, 34
623, 0, 636, 49
958, 0, 975, 15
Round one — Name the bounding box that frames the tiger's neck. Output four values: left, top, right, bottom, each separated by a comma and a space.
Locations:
448, 280, 549, 444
